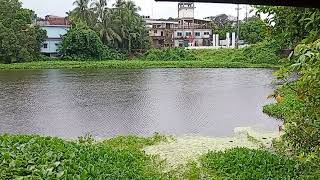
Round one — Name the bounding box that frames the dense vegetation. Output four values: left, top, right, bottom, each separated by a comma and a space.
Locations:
2, 134, 317, 179
260, 6, 320, 176
0, 0, 46, 63
182, 148, 317, 179
255, 6, 320, 48
0, 134, 167, 179
0, 41, 283, 69
264, 40, 320, 156
65, 0, 150, 57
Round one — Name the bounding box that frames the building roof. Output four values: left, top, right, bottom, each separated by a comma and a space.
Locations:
37, 15, 70, 26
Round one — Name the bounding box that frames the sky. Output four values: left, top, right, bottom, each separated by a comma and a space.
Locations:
20, 0, 252, 20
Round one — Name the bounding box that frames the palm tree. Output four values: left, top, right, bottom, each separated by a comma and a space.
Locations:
90, 0, 108, 21
96, 9, 122, 46
73, 0, 90, 20
112, 0, 142, 52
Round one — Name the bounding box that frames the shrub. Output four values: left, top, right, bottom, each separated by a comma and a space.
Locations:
144, 48, 198, 61
59, 27, 104, 59
241, 40, 282, 64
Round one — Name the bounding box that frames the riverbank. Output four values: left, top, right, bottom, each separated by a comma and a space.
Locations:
0, 60, 281, 70
0, 130, 317, 179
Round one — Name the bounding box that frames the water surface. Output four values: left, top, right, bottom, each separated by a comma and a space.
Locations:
0, 69, 281, 138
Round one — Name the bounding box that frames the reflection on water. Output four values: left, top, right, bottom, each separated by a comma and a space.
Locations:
0, 69, 281, 138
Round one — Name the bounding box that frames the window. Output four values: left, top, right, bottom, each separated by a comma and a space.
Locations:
154, 30, 157, 34
195, 32, 201, 37
204, 32, 210, 35
55, 43, 59, 46
43, 43, 48, 49
177, 32, 182, 36
185, 32, 192, 36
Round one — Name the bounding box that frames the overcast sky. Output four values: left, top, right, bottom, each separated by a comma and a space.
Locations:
21, 0, 252, 20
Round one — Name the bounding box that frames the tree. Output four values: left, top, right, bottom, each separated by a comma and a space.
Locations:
59, 24, 104, 59
255, 6, 320, 48
240, 16, 269, 44
211, 14, 236, 39
0, 0, 46, 63
69, 0, 150, 53
95, 9, 122, 46
71, 0, 95, 28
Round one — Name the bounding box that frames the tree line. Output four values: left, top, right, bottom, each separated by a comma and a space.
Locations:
60, 0, 150, 59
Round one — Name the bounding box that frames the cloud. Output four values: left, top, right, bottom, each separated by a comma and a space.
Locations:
21, 0, 251, 19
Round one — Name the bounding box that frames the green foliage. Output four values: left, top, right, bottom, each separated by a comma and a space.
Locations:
255, 6, 320, 48
70, 0, 150, 53
266, 39, 320, 155
0, 0, 46, 63
240, 16, 270, 44
193, 41, 282, 65
59, 26, 104, 59
0, 134, 166, 179
241, 40, 282, 64
214, 24, 236, 40
263, 87, 304, 120
0, 59, 280, 70
144, 48, 198, 61
0, 44, 284, 69
197, 148, 316, 179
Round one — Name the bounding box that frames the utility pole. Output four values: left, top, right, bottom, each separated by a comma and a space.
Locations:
236, 4, 241, 49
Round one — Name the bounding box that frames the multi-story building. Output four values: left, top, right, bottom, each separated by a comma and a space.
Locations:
146, 2, 213, 48
37, 15, 70, 57
145, 19, 178, 48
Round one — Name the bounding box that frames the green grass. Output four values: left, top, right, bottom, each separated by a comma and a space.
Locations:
0, 59, 281, 70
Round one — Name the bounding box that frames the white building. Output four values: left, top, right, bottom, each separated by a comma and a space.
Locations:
145, 2, 213, 48
37, 15, 70, 57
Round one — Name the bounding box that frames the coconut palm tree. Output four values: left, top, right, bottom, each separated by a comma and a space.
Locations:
90, 0, 108, 21
96, 9, 122, 46
72, 0, 91, 20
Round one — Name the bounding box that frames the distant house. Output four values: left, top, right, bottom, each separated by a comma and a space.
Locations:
37, 15, 71, 57
144, 2, 213, 48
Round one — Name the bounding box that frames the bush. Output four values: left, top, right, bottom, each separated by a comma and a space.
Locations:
103, 47, 127, 60
144, 48, 198, 61
59, 27, 104, 59
241, 40, 282, 64
264, 39, 320, 164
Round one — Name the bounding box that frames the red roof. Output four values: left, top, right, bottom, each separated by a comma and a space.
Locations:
45, 15, 70, 26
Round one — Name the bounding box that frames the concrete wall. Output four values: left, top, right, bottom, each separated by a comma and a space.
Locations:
174, 29, 211, 38
40, 26, 69, 54
178, 9, 194, 18
41, 39, 62, 54
149, 29, 164, 37
41, 26, 69, 38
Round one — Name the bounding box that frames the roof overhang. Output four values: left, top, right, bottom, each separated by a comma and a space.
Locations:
155, 0, 320, 8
